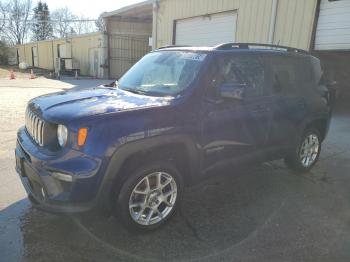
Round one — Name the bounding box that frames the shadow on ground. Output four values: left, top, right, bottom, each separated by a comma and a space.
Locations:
2, 158, 350, 262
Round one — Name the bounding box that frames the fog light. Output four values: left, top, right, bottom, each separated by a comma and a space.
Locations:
52, 172, 73, 182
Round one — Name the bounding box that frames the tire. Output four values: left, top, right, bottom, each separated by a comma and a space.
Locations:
284, 128, 322, 173
115, 161, 183, 232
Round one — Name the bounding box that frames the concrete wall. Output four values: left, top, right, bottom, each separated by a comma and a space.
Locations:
37, 41, 54, 69
13, 33, 107, 78
71, 33, 107, 77
155, 0, 317, 50
274, 0, 317, 50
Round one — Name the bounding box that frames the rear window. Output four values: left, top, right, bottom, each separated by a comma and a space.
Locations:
268, 55, 314, 93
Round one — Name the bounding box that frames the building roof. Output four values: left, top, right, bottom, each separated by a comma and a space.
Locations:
102, 0, 153, 20
13, 32, 104, 47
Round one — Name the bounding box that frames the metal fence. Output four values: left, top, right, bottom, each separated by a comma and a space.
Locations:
109, 34, 151, 79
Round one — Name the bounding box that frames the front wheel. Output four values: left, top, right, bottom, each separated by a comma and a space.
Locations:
285, 128, 322, 173
115, 162, 183, 232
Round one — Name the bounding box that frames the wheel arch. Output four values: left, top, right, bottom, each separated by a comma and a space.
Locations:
98, 134, 200, 209
302, 118, 330, 141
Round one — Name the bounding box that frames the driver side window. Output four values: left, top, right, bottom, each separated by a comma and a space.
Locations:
207, 54, 265, 98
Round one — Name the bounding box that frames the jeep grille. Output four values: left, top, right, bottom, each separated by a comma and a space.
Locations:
25, 108, 45, 146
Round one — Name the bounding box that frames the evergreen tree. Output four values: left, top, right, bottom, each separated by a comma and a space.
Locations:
95, 13, 106, 32
32, 1, 53, 41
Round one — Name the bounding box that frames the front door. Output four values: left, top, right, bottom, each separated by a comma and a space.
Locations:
201, 53, 273, 171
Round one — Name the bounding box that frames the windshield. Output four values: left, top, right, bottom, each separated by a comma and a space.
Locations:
118, 51, 207, 97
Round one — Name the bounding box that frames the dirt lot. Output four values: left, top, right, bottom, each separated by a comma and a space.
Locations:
0, 65, 100, 80
0, 66, 34, 79
0, 77, 350, 262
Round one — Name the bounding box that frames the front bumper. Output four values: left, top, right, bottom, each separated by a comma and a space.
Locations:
15, 128, 104, 214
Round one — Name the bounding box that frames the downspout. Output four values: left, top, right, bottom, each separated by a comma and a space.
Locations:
268, 0, 278, 44
106, 17, 111, 79
24, 45, 26, 64
51, 40, 55, 70
309, 0, 322, 52
36, 42, 39, 68
152, 0, 159, 50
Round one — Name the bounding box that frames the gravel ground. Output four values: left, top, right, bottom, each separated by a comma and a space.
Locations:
0, 77, 350, 262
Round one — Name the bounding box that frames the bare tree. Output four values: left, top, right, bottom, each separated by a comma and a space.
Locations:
0, 2, 97, 43
0, 0, 32, 44
71, 15, 95, 35
0, 4, 5, 32
51, 7, 76, 38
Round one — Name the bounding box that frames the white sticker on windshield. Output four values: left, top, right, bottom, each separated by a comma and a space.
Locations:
181, 53, 207, 62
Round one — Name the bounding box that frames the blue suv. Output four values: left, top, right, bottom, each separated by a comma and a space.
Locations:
15, 43, 335, 231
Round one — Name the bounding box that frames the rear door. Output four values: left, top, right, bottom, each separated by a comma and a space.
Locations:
264, 54, 311, 151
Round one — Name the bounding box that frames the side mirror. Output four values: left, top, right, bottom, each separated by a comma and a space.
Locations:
219, 83, 246, 100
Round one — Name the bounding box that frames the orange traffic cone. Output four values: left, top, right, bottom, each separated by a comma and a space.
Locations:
9, 69, 16, 80
30, 69, 36, 79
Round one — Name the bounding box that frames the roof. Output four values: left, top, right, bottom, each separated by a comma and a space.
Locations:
102, 0, 153, 19
156, 43, 310, 55
13, 32, 104, 47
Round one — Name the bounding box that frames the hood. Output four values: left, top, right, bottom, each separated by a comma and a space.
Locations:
29, 87, 173, 122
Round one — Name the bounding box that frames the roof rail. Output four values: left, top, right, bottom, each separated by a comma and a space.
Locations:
214, 43, 309, 54
157, 45, 192, 50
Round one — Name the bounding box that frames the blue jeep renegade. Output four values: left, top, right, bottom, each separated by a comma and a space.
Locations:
15, 43, 335, 231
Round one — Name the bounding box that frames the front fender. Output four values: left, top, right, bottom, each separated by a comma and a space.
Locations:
96, 134, 200, 208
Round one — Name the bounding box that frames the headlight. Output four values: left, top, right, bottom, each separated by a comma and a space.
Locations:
57, 125, 68, 147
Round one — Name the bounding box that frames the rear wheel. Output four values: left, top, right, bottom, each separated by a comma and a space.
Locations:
115, 161, 183, 232
285, 128, 322, 172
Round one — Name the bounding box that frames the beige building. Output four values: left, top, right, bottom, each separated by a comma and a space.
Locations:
13, 32, 107, 78
9, 0, 350, 85
152, 0, 318, 50
103, 0, 318, 79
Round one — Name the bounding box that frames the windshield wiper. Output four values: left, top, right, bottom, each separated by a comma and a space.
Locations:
121, 87, 174, 97
122, 88, 149, 96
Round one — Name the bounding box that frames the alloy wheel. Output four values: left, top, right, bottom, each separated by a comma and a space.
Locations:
299, 134, 320, 168
129, 172, 177, 226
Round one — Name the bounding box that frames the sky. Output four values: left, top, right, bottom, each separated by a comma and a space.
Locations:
34, 0, 145, 18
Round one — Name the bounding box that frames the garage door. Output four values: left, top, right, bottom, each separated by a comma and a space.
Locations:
175, 12, 237, 46
315, 0, 350, 50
